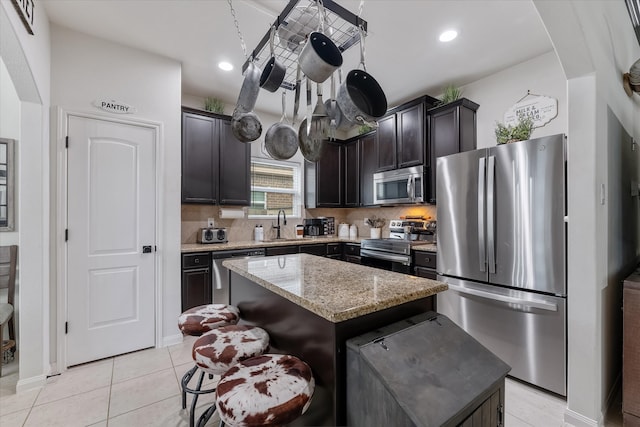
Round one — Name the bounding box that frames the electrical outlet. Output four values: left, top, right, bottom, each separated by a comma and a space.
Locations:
207, 218, 215, 228
363, 218, 369, 226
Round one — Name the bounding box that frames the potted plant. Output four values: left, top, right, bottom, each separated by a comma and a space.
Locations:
204, 97, 225, 114
366, 215, 386, 239
494, 115, 534, 144
436, 84, 462, 106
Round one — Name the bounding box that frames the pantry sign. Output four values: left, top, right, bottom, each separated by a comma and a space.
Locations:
504, 94, 557, 128
93, 99, 137, 114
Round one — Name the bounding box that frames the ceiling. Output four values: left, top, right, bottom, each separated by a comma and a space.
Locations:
42, 0, 555, 116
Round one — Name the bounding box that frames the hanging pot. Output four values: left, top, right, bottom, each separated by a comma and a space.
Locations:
336, 69, 387, 124
336, 26, 387, 124
231, 62, 263, 143
264, 92, 298, 160
298, 31, 343, 83
259, 27, 286, 92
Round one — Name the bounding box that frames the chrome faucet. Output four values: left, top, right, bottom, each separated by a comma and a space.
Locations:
273, 209, 287, 239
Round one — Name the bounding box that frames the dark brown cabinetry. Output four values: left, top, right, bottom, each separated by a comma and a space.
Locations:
413, 251, 437, 280
359, 132, 377, 206
182, 107, 250, 205
376, 96, 438, 172
265, 245, 299, 256
299, 243, 327, 256
181, 253, 212, 312
305, 141, 344, 208
343, 243, 361, 264
344, 140, 360, 207
327, 243, 343, 259
427, 98, 479, 203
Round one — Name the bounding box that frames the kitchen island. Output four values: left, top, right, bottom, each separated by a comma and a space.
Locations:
223, 253, 447, 426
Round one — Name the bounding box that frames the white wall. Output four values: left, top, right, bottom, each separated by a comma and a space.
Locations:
0, 0, 51, 391
535, 0, 640, 425
461, 50, 567, 148
50, 25, 183, 354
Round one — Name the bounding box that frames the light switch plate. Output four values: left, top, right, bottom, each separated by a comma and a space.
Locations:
207, 218, 215, 228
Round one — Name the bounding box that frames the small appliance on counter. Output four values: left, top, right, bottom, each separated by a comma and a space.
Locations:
198, 227, 228, 244
389, 218, 436, 242
303, 217, 335, 236
338, 223, 350, 238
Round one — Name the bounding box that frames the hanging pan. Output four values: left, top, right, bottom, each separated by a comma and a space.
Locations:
231, 62, 263, 143
264, 92, 298, 160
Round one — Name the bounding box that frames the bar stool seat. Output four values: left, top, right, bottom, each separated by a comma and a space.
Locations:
178, 304, 241, 424
215, 354, 315, 427
178, 304, 240, 336
193, 325, 270, 427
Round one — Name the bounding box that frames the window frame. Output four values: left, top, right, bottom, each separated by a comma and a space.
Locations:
248, 157, 302, 219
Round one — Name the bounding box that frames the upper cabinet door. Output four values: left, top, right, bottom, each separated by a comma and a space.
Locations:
182, 113, 218, 203
359, 133, 377, 206
344, 140, 360, 207
376, 114, 397, 172
218, 119, 251, 206
397, 103, 425, 168
316, 141, 344, 207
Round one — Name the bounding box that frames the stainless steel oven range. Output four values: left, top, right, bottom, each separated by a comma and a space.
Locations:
360, 239, 431, 274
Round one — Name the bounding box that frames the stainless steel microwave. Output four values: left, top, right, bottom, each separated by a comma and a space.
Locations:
373, 165, 424, 205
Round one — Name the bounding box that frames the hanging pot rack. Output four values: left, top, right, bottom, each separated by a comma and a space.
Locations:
241, 0, 368, 90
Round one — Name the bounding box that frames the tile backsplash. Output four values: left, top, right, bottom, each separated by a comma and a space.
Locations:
181, 204, 437, 243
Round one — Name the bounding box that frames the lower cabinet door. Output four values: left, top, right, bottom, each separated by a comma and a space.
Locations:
181, 267, 212, 312
414, 266, 437, 280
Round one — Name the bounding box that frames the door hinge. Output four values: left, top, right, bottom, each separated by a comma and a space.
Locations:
65, 229, 68, 241
65, 136, 69, 148
65, 322, 68, 334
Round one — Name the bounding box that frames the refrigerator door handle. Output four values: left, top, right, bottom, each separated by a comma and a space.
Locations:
446, 283, 558, 312
478, 157, 486, 272
487, 155, 496, 274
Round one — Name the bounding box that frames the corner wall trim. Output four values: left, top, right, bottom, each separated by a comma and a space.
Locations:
162, 333, 183, 348
564, 408, 601, 427
16, 374, 47, 393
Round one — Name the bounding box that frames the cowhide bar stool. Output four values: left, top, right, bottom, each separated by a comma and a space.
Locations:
178, 305, 241, 416
213, 354, 315, 427
193, 325, 270, 427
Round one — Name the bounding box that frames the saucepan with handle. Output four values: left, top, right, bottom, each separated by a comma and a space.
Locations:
259, 26, 286, 92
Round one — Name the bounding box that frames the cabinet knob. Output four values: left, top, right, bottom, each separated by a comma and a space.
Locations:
194, 259, 200, 264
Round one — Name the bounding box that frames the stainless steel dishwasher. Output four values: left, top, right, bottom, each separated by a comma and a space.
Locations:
212, 248, 265, 305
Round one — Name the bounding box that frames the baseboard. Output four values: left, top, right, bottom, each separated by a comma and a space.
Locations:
16, 374, 46, 393
161, 333, 183, 348
564, 408, 601, 427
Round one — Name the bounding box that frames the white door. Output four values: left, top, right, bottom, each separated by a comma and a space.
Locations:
66, 115, 156, 366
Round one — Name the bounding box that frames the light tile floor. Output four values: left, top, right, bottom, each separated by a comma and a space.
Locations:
0, 337, 625, 426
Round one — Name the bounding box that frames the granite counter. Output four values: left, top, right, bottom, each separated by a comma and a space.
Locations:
223, 253, 446, 322
181, 236, 362, 253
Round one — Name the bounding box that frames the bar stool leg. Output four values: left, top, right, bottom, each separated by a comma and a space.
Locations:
196, 402, 217, 427
181, 365, 198, 409
189, 370, 206, 427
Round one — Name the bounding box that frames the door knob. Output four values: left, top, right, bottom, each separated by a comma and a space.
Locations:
142, 246, 152, 253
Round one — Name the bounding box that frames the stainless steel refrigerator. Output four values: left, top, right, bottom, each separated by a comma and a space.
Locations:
436, 133, 566, 396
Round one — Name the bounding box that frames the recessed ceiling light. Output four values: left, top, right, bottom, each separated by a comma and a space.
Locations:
218, 62, 233, 71
439, 30, 458, 42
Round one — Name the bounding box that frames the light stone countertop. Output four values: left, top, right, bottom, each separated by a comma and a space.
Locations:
412, 243, 438, 253
223, 253, 448, 323
181, 237, 363, 253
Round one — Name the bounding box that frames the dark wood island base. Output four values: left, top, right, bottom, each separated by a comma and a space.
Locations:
230, 271, 435, 426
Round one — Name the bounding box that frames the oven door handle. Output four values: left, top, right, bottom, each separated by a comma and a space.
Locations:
446, 283, 558, 312
361, 249, 411, 266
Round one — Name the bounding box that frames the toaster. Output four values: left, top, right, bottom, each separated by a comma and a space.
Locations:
198, 227, 228, 244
